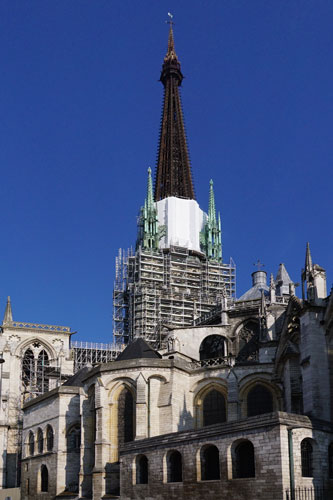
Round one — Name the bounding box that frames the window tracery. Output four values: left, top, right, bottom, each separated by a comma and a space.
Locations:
203, 389, 226, 426
22, 345, 51, 397
237, 321, 259, 362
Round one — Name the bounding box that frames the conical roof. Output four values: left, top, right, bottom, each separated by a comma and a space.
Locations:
116, 338, 161, 361
275, 263, 292, 286
154, 24, 195, 201
3, 296, 13, 325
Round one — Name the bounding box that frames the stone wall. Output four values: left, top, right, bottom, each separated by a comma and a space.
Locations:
119, 412, 333, 500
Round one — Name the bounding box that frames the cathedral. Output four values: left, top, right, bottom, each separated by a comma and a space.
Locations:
0, 25, 332, 500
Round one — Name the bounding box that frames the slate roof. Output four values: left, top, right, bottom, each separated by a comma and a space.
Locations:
238, 283, 269, 301
116, 338, 161, 361
63, 366, 92, 387
275, 263, 292, 286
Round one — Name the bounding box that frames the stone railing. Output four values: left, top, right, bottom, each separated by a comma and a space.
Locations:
11, 321, 71, 333
188, 356, 232, 369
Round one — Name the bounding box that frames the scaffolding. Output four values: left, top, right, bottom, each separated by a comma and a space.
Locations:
113, 245, 236, 347
71, 341, 124, 373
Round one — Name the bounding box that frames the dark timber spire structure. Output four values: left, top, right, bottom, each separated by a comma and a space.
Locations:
154, 24, 195, 201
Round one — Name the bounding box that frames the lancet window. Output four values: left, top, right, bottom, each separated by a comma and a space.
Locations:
37, 428, 43, 454
247, 384, 273, 417
46, 426, 54, 452
203, 389, 226, 426
136, 455, 148, 484
22, 345, 51, 396
118, 387, 135, 445
41, 465, 48, 492
301, 439, 313, 477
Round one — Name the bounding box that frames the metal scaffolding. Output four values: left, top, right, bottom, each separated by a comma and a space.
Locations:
71, 341, 124, 373
113, 245, 236, 347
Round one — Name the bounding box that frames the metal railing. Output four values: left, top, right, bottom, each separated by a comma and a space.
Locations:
286, 487, 333, 500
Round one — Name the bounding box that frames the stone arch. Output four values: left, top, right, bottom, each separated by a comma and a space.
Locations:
108, 379, 136, 462
16, 337, 57, 359
194, 381, 227, 428
239, 376, 282, 418
199, 335, 227, 361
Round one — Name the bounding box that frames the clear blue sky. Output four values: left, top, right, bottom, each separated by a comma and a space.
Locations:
1, 1, 332, 342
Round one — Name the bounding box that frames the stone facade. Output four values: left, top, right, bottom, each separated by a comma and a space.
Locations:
19, 260, 333, 499
0, 301, 74, 494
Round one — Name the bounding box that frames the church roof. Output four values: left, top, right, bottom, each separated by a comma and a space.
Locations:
238, 270, 269, 301
116, 338, 161, 361
63, 366, 92, 387
154, 23, 195, 201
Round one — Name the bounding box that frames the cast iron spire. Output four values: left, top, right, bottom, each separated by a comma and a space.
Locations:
154, 23, 195, 201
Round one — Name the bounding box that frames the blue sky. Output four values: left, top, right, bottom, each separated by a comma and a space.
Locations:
1, 1, 332, 342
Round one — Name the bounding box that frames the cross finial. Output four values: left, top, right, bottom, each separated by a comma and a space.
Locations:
166, 12, 174, 26
254, 259, 265, 271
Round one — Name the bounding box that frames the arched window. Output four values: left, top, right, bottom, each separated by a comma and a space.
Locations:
41, 465, 48, 492
22, 346, 51, 396
329, 443, 333, 479
203, 389, 226, 426
22, 349, 34, 389
167, 450, 182, 483
234, 441, 255, 478
28, 431, 35, 456
46, 425, 54, 452
118, 387, 135, 445
200, 335, 226, 361
67, 425, 81, 452
37, 350, 49, 394
247, 384, 273, 417
136, 455, 148, 484
200, 445, 220, 480
37, 428, 43, 454
301, 439, 313, 477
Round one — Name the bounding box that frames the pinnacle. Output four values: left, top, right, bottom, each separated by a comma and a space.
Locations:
3, 296, 13, 325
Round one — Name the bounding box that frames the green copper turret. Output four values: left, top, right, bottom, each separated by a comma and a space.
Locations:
201, 180, 222, 261
137, 168, 160, 250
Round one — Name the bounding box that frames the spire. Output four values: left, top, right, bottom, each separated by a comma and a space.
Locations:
137, 168, 161, 251
146, 167, 154, 210
154, 23, 195, 201
208, 179, 216, 222
3, 296, 13, 325
275, 263, 293, 296
200, 180, 222, 262
305, 242, 313, 273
